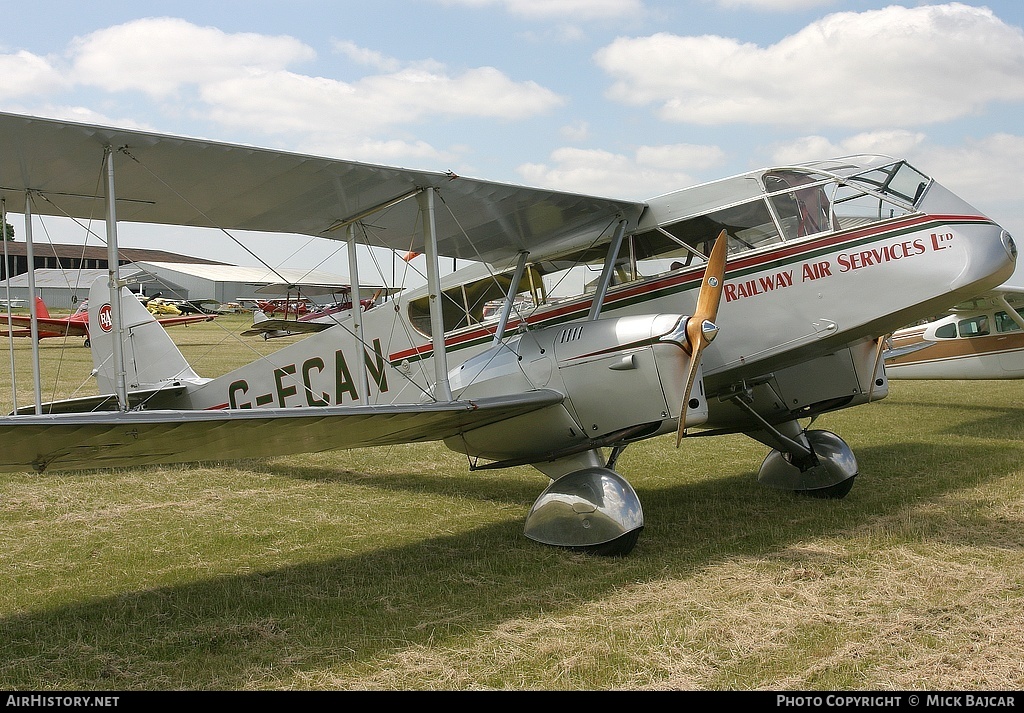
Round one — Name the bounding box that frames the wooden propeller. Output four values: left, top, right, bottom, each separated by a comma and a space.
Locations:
677, 229, 728, 446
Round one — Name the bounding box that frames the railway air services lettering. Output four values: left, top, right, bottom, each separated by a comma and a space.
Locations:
802, 261, 832, 281
725, 269, 793, 302
837, 238, 927, 272
724, 235, 947, 303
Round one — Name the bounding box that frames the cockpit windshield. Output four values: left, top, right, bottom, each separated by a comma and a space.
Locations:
846, 160, 930, 206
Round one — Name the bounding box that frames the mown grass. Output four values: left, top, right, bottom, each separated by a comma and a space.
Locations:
1, 315, 1024, 690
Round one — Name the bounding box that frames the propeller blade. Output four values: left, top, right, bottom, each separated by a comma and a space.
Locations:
677, 230, 728, 446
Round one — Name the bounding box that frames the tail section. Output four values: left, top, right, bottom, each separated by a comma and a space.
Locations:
88, 278, 203, 394
34, 296, 49, 319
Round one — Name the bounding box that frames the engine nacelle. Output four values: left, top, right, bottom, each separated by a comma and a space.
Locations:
443, 313, 708, 464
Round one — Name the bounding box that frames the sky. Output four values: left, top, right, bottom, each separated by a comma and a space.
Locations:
1, 0, 1022, 286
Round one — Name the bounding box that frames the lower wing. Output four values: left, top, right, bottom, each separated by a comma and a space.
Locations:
0, 390, 565, 473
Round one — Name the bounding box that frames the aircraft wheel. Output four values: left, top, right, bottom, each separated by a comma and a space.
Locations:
524, 467, 644, 556
800, 475, 856, 500
757, 430, 858, 499
569, 529, 642, 557
84, 338, 90, 348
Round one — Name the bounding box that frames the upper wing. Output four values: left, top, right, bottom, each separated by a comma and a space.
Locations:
0, 112, 647, 265
0, 390, 565, 474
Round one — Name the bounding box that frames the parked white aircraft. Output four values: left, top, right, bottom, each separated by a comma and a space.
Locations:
0, 111, 1015, 555
885, 282, 1024, 379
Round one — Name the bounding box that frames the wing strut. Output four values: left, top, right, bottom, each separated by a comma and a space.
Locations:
493, 251, 529, 344
419, 188, 452, 401
588, 220, 628, 321
104, 147, 128, 411
23, 193, 42, 414
347, 223, 367, 405
1, 198, 16, 412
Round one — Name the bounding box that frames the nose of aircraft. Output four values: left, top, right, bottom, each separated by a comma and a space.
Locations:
918, 180, 1017, 293
950, 223, 1017, 295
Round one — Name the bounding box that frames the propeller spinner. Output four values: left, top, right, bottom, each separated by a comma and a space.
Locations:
677, 229, 728, 445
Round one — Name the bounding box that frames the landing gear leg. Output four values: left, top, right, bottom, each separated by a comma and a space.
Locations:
748, 420, 858, 499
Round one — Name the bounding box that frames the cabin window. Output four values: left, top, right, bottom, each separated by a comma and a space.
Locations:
407, 266, 547, 338
631, 197, 784, 276
848, 160, 930, 206
935, 323, 957, 339
958, 315, 990, 337
829, 160, 927, 228
764, 171, 837, 240
995, 311, 1022, 333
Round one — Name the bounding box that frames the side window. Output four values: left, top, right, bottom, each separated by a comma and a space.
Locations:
995, 310, 1022, 333
407, 267, 546, 338
958, 315, 990, 337
935, 323, 957, 339
765, 171, 837, 240
631, 198, 784, 277
831, 183, 915, 230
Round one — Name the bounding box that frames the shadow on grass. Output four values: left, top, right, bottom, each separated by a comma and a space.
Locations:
1, 437, 1021, 689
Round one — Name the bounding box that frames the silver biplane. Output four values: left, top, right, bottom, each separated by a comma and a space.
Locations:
0, 112, 1015, 556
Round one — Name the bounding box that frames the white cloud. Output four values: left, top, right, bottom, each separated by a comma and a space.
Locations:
68, 17, 316, 98
713, 0, 835, 10
331, 40, 402, 73
560, 120, 591, 141
636, 142, 724, 171
197, 65, 563, 139
768, 130, 927, 165
911, 133, 1024, 205
436, 0, 645, 20
595, 3, 1024, 128
517, 143, 717, 198
0, 51, 67, 97
50, 20, 563, 167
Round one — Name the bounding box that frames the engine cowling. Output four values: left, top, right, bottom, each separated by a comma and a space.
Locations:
443, 313, 708, 464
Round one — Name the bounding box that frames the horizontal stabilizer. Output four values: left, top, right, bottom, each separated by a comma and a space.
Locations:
10, 385, 190, 416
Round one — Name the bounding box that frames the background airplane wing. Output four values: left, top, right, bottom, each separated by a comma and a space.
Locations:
882, 340, 934, 360
240, 320, 331, 336
0, 390, 565, 473
0, 112, 647, 266
0, 314, 88, 338
948, 284, 1024, 313
155, 314, 217, 328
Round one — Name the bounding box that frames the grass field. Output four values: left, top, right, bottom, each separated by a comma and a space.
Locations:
1, 314, 1023, 690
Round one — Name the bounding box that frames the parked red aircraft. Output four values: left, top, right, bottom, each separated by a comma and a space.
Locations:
0, 296, 216, 346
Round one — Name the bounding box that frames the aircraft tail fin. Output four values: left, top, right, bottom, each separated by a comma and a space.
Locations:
34, 296, 49, 319
88, 278, 203, 394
